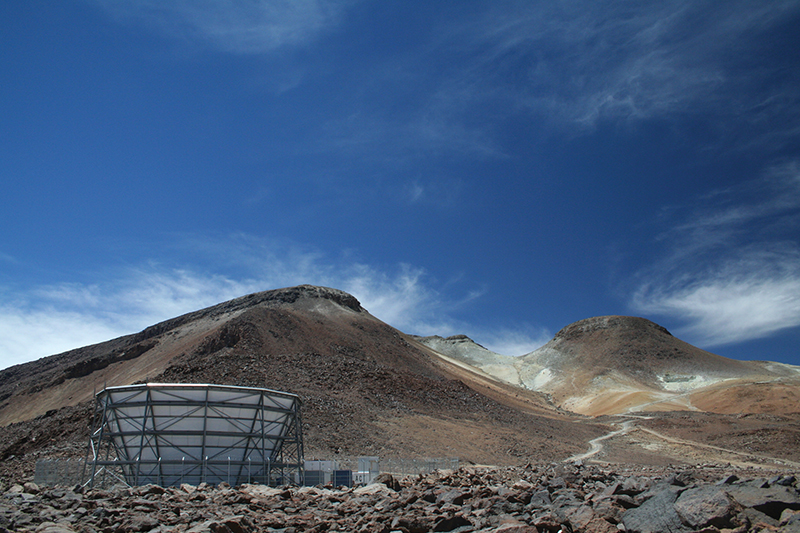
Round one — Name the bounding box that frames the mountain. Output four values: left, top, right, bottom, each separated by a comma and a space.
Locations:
411, 334, 520, 384
2, 286, 799, 482
0, 285, 601, 481
418, 316, 800, 417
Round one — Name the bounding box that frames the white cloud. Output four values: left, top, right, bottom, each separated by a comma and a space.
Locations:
407, 182, 425, 203
0, 308, 121, 368
633, 250, 800, 346
338, 263, 433, 330
0, 237, 543, 369
0, 270, 259, 369
632, 162, 800, 346
91, 0, 353, 54
476, 327, 552, 357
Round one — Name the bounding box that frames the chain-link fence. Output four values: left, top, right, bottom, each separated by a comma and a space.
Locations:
34, 459, 87, 487
305, 456, 459, 485
378, 457, 459, 476
35, 455, 460, 488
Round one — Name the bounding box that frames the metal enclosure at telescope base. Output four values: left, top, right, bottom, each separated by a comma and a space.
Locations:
83, 383, 304, 488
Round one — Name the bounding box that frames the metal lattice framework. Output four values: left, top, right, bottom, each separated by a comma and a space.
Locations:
84, 383, 303, 488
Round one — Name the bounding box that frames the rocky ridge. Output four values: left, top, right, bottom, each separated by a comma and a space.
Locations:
3, 464, 800, 533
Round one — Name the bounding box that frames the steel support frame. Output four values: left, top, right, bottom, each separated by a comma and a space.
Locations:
84, 383, 304, 488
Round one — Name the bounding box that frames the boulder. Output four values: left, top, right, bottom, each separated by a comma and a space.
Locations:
431, 513, 471, 532
780, 508, 800, 533
437, 489, 471, 506
727, 483, 800, 520
622, 487, 689, 533
674, 485, 741, 529
352, 483, 396, 496
373, 473, 402, 491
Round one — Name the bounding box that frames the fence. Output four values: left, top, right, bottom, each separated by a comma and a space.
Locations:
35, 456, 460, 488
304, 456, 459, 485
377, 457, 459, 476
34, 459, 88, 487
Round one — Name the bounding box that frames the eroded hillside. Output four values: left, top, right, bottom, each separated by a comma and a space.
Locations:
418, 316, 800, 417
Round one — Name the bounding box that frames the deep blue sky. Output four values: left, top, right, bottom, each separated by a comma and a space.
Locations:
2, 0, 799, 369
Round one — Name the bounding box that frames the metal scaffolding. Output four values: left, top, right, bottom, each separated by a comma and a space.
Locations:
83, 383, 303, 488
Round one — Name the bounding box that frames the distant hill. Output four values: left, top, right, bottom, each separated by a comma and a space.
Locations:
417, 316, 800, 416
411, 334, 520, 385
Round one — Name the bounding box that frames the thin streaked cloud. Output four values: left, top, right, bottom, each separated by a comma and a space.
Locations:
318, 1, 800, 164
90, 0, 354, 54
633, 161, 800, 346
633, 252, 800, 346
486, 1, 798, 127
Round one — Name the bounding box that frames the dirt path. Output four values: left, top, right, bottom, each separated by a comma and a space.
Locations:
637, 427, 800, 469
567, 414, 800, 469
566, 417, 640, 462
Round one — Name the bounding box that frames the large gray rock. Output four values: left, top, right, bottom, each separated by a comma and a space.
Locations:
622, 486, 689, 533
727, 483, 800, 520
780, 509, 800, 533
673, 485, 740, 529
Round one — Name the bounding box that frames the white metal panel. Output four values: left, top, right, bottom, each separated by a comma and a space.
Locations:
88, 383, 302, 487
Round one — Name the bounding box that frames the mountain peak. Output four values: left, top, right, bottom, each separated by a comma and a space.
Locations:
553, 316, 671, 342
219, 284, 363, 314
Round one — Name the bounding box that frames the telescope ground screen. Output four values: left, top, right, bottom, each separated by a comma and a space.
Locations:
85, 383, 304, 487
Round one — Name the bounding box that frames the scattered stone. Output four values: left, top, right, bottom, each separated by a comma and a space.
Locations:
2, 464, 799, 533
374, 473, 403, 492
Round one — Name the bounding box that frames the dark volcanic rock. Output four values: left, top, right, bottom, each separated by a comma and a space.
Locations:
622, 485, 688, 533
2, 463, 798, 533
674, 485, 740, 529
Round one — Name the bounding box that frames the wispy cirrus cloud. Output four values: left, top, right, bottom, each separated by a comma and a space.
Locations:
90, 0, 354, 54
632, 161, 800, 346
321, 1, 800, 163
471, 1, 800, 128
319, 104, 505, 164
633, 252, 800, 346
0, 236, 542, 369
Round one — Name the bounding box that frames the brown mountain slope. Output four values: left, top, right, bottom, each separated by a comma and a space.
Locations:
522, 316, 760, 377
0, 285, 602, 481
517, 316, 800, 415
423, 316, 800, 416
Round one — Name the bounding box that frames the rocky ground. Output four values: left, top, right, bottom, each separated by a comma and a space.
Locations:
2, 463, 800, 533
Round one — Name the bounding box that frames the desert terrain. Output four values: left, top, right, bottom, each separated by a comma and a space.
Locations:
1, 285, 798, 486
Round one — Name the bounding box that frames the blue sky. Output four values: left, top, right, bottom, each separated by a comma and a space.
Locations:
2, 0, 799, 369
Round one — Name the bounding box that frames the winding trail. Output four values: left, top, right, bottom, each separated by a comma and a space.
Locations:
566, 417, 641, 462
637, 427, 800, 469
566, 413, 800, 469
